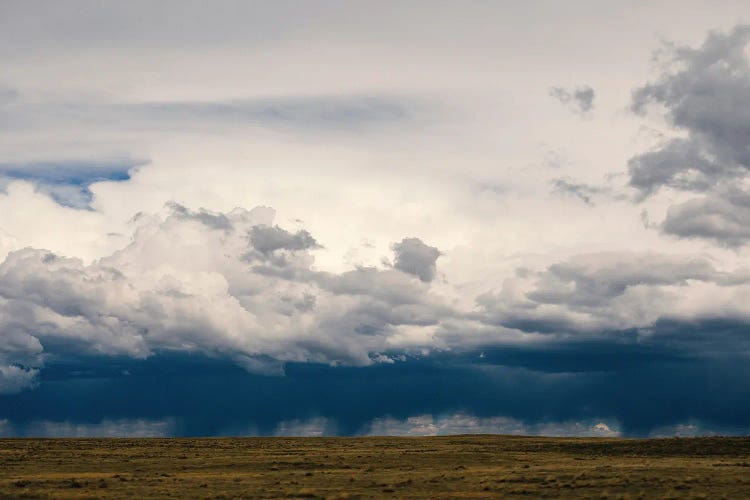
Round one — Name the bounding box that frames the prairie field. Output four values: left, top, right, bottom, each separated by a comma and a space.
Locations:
1, 436, 750, 499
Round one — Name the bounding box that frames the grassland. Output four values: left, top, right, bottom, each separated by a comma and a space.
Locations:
2, 435, 750, 498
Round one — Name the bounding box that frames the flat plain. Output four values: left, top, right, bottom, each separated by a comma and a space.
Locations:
2, 436, 750, 499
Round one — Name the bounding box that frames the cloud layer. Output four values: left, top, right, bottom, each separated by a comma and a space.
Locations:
0, 203, 469, 390
2, 4, 750, 436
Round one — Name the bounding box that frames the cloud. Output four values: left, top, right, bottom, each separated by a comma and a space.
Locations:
3, 345, 750, 437
366, 413, 620, 437
168, 202, 235, 232
391, 237, 442, 282
0, 329, 43, 394
4, 201, 750, 423
529, 252, 717, 303
4, 204, 750, 398
266, 414, 621, 437
629, 25, 750, 195
2, 92, 428, 137
4, 9, 750, 439
0, 418, 173, 437
0, 364, 38, 394
627, 25, 750, 247
662, 188, 750, 246
248, 225, 320, 255
550, 177, 617, 205
478, 252, 742, 335
0, 203, 458, 378
549, 85, 595, 114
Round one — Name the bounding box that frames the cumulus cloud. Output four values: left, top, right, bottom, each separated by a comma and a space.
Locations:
248, 225, 320, 255
478, 252, 747, 335
528, 252, 717, 303
549, 85, 595, 114
629, 25, 750, 195
662, 188, 750, 246
4, 202, 750, 393
626, 25, 750, 248
0, 203, 459, 379
391, 237, 442, 282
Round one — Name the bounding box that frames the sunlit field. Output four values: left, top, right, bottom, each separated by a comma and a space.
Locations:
2, 435, 750, 498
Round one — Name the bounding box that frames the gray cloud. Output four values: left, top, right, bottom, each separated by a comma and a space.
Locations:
629, 25, 750, 195
167, 202, 234, 232
551, 177, 609, 205
135, 96, 417, 133
392, 237, 442, 282
2, 92, 427, 136
529, 253, 716, 304
0, 315, 45, 394
0, 204, 459, 389
478, 252, 738, 336
249, 225, 320, 255
627, 139, 731, 195
4, 209, 749, 396
549, 85, 595, 114
662, 188, 750, 246
3, 202, 750, 395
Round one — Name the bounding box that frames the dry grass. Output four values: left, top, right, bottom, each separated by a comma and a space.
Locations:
1, 435, 750, 498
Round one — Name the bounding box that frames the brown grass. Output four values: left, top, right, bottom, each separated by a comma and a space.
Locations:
1, 435, 750, 498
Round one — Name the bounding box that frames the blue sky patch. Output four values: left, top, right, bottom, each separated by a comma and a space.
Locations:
0, 159, 146, 208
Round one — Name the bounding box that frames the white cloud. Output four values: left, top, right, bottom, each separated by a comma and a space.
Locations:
477, 251, 750, 335
366, 413, 621, 437
0, 203, 470, 376
3, 199, 750, 388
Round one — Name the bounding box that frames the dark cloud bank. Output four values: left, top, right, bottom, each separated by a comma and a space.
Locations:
2, 333, 750, 437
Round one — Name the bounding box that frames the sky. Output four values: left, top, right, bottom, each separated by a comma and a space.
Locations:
2, 0, 750, 437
